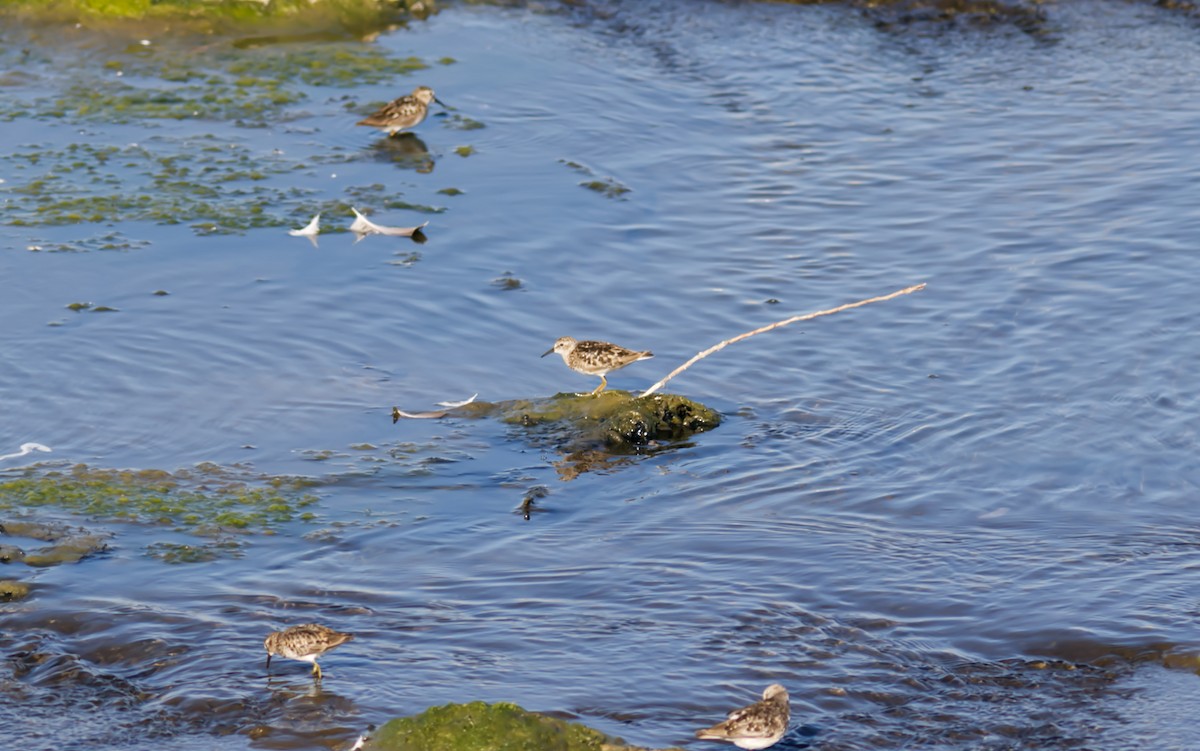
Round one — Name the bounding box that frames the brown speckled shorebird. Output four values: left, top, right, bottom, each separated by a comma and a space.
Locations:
264, 623, 353, 680
357, 86, 445, 136
695, 684, 790, 750
541, 336, 653, 395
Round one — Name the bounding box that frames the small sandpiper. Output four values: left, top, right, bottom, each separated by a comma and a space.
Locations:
264, 623, 353, 680
541, 336, 653, 396
357, 86, 446, 136
695, 684, 790, 750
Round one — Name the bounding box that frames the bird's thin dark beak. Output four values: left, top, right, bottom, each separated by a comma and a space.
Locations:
433, 96, 449, 109
265, 654, 272, 671
541, 348, 554, 358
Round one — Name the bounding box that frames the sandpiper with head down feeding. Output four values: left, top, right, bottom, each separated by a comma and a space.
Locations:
264, 623, 353, 680
357, 86, 446, 136
695, 684, 790, 750
541, 336, 653, 395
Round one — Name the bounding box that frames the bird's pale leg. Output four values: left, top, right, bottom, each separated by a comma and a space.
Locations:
312, 660, 322, 680
590, 376, 608, 396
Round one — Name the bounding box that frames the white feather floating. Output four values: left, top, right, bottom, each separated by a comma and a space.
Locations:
287, 213, 321, 247
391, 394, 479, 422
350, 207, 428, 240
0, 442, 51, 462
392, 408, 449, 419
436, 394, 478, 408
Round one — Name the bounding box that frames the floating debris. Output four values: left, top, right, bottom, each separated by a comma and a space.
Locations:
0, 443, 51, 462
391, 392, 479, 420
288, 213, 320, 247
350, 207, 428, 242
349, 724, 376, 751
392, 407, 451, 421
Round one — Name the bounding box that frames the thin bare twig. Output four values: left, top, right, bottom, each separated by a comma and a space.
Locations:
638, 283, 927, 398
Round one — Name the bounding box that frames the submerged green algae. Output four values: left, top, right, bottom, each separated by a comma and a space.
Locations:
0, 463, 319, 535
6, 139, 291, 229
0, 29, 450, 235
0, 0, 431, 32
558, 159, 631, 199
8, 37, 431, 125
366, 701, 680, 751
2, 138, 439, 234
28, 47, 426, 125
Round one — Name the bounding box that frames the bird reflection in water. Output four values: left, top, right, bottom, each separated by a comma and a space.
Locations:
369, 132, 434, 174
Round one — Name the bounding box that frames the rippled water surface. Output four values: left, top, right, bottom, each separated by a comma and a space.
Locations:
2, 1, 1200, 749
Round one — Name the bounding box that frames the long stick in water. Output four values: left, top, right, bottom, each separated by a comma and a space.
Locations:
638, 283, 927, 398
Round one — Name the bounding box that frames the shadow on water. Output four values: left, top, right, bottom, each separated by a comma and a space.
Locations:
367, 133, 436, 174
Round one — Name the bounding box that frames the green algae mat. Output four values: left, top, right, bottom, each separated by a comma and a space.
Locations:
0, 0, 430, 27
366, 701, 681, 751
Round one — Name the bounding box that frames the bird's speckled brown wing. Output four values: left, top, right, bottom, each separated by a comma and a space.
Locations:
270, 623, 353, 658
696, 693, 788, 745
573, 340, 653, 371
358, 96, 423, 128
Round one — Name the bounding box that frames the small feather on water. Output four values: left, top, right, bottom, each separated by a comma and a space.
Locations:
288, 213, 320, 237
0, 442, 52, 462
288, 214, 320, 247
392, 407, 449, 420
436, 393, 477, 408
350, 207, 428, 240
392, 393, 478, 422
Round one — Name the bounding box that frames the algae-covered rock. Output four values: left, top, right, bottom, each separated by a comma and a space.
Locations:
21, 534, 108, 567
365, 701, 680, 751
395, 392, 721, 451
393, 391, 720, 479
2, 520, 109, 567
0, 579, 30, 601
0, 544, 25, 564
503, 391, 721, 448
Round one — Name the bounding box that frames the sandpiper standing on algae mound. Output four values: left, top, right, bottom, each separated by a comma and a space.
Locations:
695, 684, 790, 750
541, 336, 653, 396
357, 86, 446, 136
264, 623, 353, 680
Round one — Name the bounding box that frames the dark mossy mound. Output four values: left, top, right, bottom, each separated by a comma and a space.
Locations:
0, 579, 30, 601
395, 391, 721, 451
366, 701, 681, 751
499, 391, 721, 448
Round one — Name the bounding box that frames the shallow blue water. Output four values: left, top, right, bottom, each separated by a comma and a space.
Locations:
2, 1, 1200, 749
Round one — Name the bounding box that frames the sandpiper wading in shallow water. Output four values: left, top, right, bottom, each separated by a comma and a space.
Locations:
356, 86, 446, 136
541, 336, 653, 395
694, 683, 790, 750
264, 623, 353, 680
